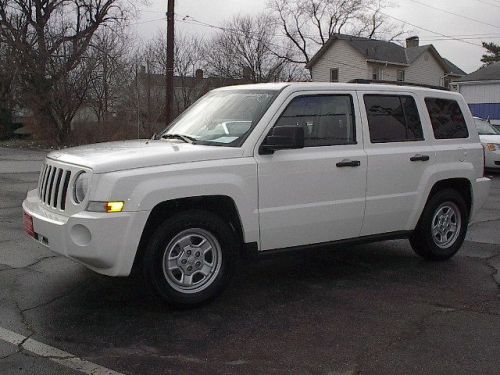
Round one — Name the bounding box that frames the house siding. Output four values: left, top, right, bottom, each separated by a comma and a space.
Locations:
405, 51, 446, 86
366, 62, 404, 82
458, 82, 500, 104
311, 40, 368, 82
458, 81, 500, 123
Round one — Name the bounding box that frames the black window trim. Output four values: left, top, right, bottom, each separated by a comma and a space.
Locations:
265, 93, 358, 149
363, 93, 426, 144
424, 96, 470, 140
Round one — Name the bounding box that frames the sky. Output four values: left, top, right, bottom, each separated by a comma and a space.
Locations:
131, 0, 500, 74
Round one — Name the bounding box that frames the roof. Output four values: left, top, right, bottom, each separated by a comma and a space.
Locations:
405, 45, 429, 64
219, 82, 463, 98
306, 34, 408, 69
456, 61, 500, 82
306, 34, 465, 76
443, 58, 467, 76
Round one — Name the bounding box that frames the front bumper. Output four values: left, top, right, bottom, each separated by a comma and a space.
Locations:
485, 149, 500, 169
22, 189, 149, 276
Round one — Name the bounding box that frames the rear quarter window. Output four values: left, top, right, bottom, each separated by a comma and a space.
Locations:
425, 98, 469, 139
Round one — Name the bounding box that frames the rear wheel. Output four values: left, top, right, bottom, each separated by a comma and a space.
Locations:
142, 210, 238, 307
410, 189, 468, 261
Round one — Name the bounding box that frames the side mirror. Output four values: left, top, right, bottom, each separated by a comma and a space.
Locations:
260, 126, 305, 154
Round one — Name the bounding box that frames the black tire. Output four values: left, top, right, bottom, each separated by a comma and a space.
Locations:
142, 209, 238, 307
410, 189, 468, 261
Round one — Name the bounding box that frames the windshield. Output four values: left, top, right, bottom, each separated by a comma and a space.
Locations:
161, 89, 279, 147
475, 119, 500, 135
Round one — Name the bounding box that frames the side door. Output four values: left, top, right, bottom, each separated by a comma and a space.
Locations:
359, 91, 436, 236
255, 91, 367, 251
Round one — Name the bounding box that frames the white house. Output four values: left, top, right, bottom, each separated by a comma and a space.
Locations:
305, 35, 465, 89
452, 62, 500, 125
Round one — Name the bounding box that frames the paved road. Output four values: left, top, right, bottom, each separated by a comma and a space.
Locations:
0, 147, 499, 375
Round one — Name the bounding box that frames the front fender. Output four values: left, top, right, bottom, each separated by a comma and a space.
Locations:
91, 158, 259, 244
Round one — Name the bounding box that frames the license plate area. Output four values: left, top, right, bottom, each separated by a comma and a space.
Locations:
23, 212, 49, 246
36, 234, 49, 246
23, 212, 35, 237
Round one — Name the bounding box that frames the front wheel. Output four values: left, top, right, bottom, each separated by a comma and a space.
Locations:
142, 210, 238, 307
410, 189, 468, 261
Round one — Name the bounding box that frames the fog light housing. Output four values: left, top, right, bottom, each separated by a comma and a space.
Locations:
87, 201, 125, 213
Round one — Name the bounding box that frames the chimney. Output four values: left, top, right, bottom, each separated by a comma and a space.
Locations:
195, 69, 204, 80
406, 36, 419, 48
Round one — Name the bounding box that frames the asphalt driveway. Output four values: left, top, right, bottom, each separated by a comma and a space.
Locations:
0, 146, 499, 374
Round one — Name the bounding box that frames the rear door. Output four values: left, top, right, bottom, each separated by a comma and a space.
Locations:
359, 91, 436, 236
255, 90, 367, 250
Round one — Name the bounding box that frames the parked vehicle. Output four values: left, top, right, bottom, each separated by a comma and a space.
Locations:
474, 117, 500, 170
23, 83, 491, 306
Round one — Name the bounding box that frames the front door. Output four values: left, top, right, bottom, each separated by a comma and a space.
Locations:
255, 92, 367, 251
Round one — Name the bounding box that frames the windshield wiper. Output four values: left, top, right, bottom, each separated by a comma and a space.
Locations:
161, 134, 196, 144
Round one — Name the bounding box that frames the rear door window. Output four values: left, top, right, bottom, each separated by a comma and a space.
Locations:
424, 98, 469, 139
364, 95, 424, 143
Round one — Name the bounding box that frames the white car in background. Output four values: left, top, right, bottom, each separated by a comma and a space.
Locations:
475, 117, 500, 170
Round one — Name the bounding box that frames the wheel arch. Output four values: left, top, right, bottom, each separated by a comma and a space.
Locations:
132, 195, 244, 274
427, 178, 472, 218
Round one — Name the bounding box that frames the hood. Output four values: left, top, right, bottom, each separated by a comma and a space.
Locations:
479, 134, 500, 144
47, 140, 244, 173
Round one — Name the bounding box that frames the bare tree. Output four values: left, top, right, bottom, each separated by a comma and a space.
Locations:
0, 39, 17, 137
85, 28, 133, 124
136, 32, 207, 135
205, 14, 294, 83
269, 0, 406, 65
0, 0, 137, 144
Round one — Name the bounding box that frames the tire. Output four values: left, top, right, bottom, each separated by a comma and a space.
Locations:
142, 209, 238, 307
410, 189, 468, 261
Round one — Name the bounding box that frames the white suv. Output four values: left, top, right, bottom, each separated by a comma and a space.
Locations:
23, 83, 491, 306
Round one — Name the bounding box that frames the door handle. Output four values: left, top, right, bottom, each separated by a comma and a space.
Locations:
410, 154, 430, 162
336, 160, 361, 168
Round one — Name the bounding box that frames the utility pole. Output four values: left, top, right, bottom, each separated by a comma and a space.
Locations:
165, 0, 175, 126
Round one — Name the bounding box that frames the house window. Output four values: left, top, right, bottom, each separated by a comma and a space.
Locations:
372, 66, 383, 80
330, 68, 339, 82
397, 70, 405, 82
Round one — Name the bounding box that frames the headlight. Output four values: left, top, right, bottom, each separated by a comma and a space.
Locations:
73, 172, 89, 204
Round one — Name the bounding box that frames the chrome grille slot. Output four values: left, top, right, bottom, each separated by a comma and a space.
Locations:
42, 166, 52, 203
53, 169, 63, 208
38, 164, 48, 199
60, 171, 71, 211
37, 163, 74, 211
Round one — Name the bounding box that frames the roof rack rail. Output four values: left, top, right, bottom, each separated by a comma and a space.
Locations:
348, 79, 450, 91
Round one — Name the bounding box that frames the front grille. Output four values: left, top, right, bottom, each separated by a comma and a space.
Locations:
38, 164, 72, 211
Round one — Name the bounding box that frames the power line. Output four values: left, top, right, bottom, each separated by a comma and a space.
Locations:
177, 13, 499, 44
370, 8, 484, 48
175, 16, 403, 80
405, 0, 500, 30
476, 0, 500, 10
130, 17, 167, 26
